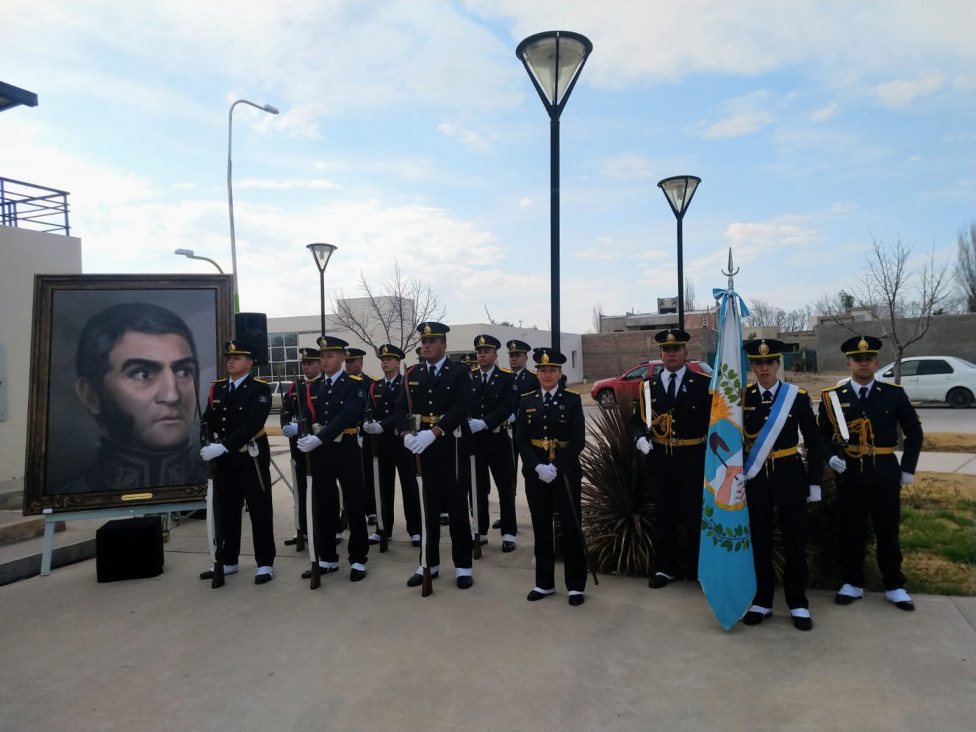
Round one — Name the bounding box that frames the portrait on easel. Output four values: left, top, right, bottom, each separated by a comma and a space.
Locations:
23, 274, 233, 515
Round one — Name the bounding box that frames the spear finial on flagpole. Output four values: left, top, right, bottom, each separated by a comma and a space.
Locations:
722, 247, 739, 289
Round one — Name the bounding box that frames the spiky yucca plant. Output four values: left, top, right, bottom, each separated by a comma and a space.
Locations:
581, 393, 656, 576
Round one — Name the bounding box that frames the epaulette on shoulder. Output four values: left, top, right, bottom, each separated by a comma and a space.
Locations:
528, 369, 537, 375
522, 389, 539, 397
822, 385, 840, 393
887, 382, 904, 388
798, 388, 807, 395
499, 367, 512, 373
254, 378, 268, 384
349, 374, 363, 381
564, 388, 579, 395
213, 378, 228, 383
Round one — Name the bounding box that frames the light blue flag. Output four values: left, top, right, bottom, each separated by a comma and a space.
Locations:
698, 286, 756, 630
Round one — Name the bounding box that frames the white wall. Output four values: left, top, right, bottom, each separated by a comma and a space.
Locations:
0, 227, 82, 485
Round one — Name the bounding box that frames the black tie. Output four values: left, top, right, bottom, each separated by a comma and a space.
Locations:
544, 392, 552, 408
227, 381, 235, 395
859, 386, 868, 406
325, 377, 333, 390
667, 373, 677, 402
762, 390, 773, 404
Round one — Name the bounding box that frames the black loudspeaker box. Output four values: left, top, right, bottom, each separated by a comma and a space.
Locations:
235, 312, 269, 366
96, 517, 164, 582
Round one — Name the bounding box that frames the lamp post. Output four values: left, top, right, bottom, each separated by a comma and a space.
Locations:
516, 31, 592, 352
175, 248, 224, 273
657, 175, 701, 329
307, 243, 337, 336
227, 99, 279, 313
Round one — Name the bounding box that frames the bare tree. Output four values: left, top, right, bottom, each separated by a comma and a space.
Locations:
330, 261, 447, 355
780, 305, 813, 333
956, 222, 976, 313
684, 277, 697, 313
743, 297, 782, 328
815, 236, 952, 382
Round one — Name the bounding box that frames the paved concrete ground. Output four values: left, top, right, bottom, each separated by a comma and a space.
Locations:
2, 438, 975, 732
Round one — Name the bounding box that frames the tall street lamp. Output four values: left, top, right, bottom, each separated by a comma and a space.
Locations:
175, 248, 224, 273
516, 30, 592, 351
227, 99, 279, 313
657, 175, 701, 329
307, 243, 337, 336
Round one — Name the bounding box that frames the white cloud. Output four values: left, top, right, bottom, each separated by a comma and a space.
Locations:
873, 71, 945, 109
437, 122, 491, 152
811, 102, 838, 121
236, 178, 340, 190
575, 247, 620, 261
517, 198, 534, 208
600, 154, 655, 180
699, 112, 774, 139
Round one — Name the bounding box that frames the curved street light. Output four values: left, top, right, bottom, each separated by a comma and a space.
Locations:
307, 242, 338, 336
174, 248, 224, 273
657, 175, 701, 329
516, 30, 592, 351
227, 99, 279, 313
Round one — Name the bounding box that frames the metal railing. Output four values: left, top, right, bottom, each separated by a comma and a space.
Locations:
0, 176, 71, 235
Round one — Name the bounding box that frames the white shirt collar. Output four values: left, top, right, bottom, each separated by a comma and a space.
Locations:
664, 365, 687, 385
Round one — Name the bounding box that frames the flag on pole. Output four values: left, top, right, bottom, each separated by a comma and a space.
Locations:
698, 281, 755, 630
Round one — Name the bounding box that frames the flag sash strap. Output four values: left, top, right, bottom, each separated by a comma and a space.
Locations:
743, 383, 799, 480
828, 390, 850, 442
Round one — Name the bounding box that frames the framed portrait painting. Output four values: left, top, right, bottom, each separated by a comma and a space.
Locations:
24, 274, 233, 514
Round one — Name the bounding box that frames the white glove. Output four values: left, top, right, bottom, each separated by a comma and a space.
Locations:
541, 464, 558, 483
200, 444, 228, 461
403, 434, 417, 451
468, 418, 487, 434
828, 455, 847, 474
901, 472, 914, 485
297, 435, 322, 453
807, 485, 822, 503
535, 464, 549, 481
363, 421, 383, 435
508, 413, 516, 424
410, 430, 437, 454
281, 422, 299, 438
636, 437, 652, 455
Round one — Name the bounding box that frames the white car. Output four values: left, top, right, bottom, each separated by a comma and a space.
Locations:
839, 356, 976, 408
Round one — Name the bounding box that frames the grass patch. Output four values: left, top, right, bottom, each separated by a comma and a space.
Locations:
923, 432, 976, 453
901, 507, 976, 564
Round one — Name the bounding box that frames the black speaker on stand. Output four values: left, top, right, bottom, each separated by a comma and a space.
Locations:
235, 312, 269, 366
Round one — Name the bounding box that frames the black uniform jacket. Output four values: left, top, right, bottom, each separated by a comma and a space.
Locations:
394, 359, 471, 435
206, 376, 272, 451
630, 369, 711, 443
306, 371, 366, 443
819, 381, 922, 482
743, 384, 824, 494
471, 367, 519, 430
516, 386, 585, 475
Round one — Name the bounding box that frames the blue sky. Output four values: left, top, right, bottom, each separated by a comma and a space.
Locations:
3, 0, 973, 333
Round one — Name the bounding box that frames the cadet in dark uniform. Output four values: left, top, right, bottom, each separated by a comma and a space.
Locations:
280, 347, 321, 546
819, 335, 923, 611
508, 339, 540, 484
296, 336, 370, 582
199, 341, 276, 585
740, 339, 823, 631
631, 329, 711, 588
469, 334, 520, 551
394, 322, 474, 589
517, 348, 588, 606
363, 344, 422, 545
346, 347, 381, 540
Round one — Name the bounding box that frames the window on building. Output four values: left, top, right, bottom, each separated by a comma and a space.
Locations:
256, 332, 300, 380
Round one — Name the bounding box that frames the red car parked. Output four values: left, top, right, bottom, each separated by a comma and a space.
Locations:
590, 359, 713, 408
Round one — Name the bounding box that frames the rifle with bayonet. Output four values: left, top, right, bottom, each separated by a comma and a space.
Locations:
365, 399, 388, 553
199, 412, 224, 589
405, 365, 432, 597
297, 376, 321, 590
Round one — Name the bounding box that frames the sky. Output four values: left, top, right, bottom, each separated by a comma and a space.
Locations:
3, 0, 974, 334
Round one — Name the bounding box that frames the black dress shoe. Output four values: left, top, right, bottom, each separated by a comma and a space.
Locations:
407, 571, 437, 587
742, 609, 772, 625
648, 573, 677, 589
834, 593, 861, 605
254, 572, 274, 585
284, 535, 304, 546
301, 565, 339, 579
350, 568, 367, 582
893, 600, 915, 611
792, 616, 813, 631
368, 535, 380, 545
501, 540, 516, 553
527, 589, 553, 601
568, 594, 585, 607
492, 518, 502, 529
439, 514, 450, 526
411, 537, 422, 548
456, 576, 474, 590
199, 569, 215, 580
